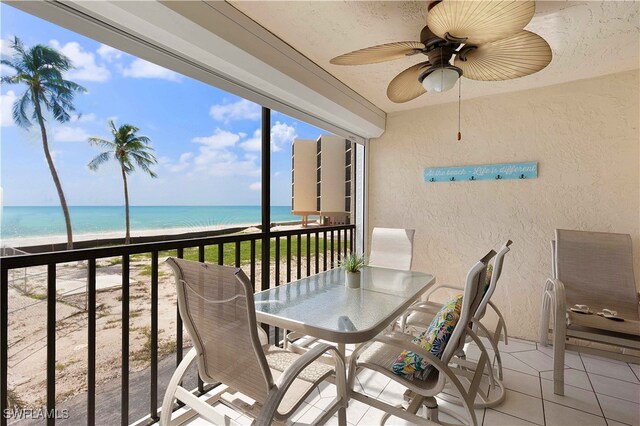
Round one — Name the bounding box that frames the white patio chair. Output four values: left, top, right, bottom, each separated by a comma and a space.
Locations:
368, 227, 415, 270
399, 241, 512, 408
160, 258, 348, 426
539, 229, 640, 395
347, 250, 496, 426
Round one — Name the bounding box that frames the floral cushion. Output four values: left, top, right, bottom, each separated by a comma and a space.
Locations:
392, 294, 463, 380
483, 263, 493, 295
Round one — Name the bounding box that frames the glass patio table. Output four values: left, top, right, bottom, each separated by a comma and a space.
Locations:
254, 266, 436, 346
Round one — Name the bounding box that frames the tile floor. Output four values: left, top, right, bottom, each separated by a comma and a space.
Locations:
183, 338, 640, 426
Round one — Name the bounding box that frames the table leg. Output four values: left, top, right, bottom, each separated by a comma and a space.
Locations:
337, 343, 347, 426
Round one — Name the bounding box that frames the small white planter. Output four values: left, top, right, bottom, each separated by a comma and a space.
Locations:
345, 271, 361, 289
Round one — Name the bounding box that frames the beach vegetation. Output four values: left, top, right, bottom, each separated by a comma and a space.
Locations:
88, 121, 158, 244
1, 37, 86, 250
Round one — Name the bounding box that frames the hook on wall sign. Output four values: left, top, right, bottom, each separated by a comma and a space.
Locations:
496, 175, 502, 180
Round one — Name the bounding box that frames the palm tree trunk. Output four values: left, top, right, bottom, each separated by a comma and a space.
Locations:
121, 166, 130, 244
32, 90, 74, 250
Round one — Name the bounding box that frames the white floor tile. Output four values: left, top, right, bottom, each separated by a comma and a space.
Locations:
355, 407, 414, 426
536, 345, 585, 370
435, 395, 485, 425
605, 420, 634, 426
501, 368, 542, 398
345, 399, 371, 425
496, 337, 537, 354
597, 394, 640, 425
581, 355, 639, 383
512, 350, 557, 372
354, 368, 391, 398
290, 402, 313, 423
499, 353, 540, 376
540, 378, 602, 416
540, 368, 593, 391
588, 372, 640, 403
543, 400, 607, 426
464, 341, 496, 361
493, 389, 544, 425
377, 379, 407, 406
628, 362, 640, 381
293, 405, 325, 425
483, 409, 537, 425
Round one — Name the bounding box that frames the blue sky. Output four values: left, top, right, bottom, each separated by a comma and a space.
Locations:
0, 3, 326, 206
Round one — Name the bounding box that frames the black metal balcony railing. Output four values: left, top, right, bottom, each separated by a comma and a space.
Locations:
1, 224, 355, 426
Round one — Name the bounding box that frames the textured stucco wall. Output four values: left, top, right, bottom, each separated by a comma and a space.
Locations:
368, 70, 640, 340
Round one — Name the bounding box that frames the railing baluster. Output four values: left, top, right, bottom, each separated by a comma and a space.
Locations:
274, 237, 280, 345
344, 228, 348, 257
306, 233, 311, 277
350, 228, 354, 253
275, 237, 280, 287
337, 230, 341, 263
314, 231, 319, 274
1, 268, 8, 426
197, 246, 205, 394
150, 251, 159, 421
176, 248, 184, 366
296, 235, 301, 280
218, 243, 224, 266
331, 230, 335, 269
235, 242, 241, 267
286, 235, 291, 283
87, 259, 97, 426
47, 263, 56, 426
323, 231, 328, 271
121, 255, 130, 426
250, 240, 256, 289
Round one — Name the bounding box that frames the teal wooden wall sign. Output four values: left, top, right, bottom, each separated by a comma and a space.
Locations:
424, 162, 538, 183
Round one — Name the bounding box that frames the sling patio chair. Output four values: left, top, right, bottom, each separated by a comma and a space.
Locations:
399, 241, 513, 408
160, 258, 348, 426
539, 229, 640, 396
368, 227, 415, 271
346, 250, 496, 426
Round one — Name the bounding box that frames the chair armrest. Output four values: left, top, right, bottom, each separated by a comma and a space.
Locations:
257, 343, 346, 426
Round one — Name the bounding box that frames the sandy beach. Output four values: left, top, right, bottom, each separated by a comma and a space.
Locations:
1, 223, 262, 248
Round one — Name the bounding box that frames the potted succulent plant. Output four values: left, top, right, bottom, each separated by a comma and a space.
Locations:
340, 253, 365, 289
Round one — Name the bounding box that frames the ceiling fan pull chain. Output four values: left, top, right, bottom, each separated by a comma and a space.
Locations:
457, 78, 462, 141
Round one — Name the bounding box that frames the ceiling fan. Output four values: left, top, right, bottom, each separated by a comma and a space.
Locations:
330, 0, 552, 103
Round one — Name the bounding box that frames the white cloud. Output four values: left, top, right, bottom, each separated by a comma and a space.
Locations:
167, 152, 193, 173
192, 129, 242, 150
1, 90, 17, 127
49, 40, 110, 82
249, 182, 261, 191
96, 44, 123, 62
239, 122, 297, 152
209, 99, 260, 123
270, 121, 297, 152
239, 129, 261, 152
0, 38, 14, 57
120, 58, 181, 82
53, 126, 91, 142
70, 112, 97, 123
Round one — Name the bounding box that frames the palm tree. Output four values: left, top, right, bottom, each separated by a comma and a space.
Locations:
1, 37, 86, 250
88, 120, 158, 244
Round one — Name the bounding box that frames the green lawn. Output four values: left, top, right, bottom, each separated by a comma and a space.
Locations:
130, 235, 350, 266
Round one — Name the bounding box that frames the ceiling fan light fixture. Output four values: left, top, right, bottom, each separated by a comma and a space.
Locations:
419, 66, 461, 93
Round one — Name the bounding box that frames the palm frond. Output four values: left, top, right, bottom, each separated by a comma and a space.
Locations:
12, 90, 33, 128
87, 151, 111, 171
87, 137, 116, 149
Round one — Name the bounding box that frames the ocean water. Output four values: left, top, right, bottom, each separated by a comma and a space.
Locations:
0, 206, 298, 239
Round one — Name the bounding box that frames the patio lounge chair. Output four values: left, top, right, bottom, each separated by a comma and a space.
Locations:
539, 229, 640, 395
400, 241, 513, 408
161, 258, 348, 426
347, 250, 496, 426
368, 227, 415, 270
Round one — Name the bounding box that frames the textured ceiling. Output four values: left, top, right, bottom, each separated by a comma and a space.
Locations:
229, 1, 640, 113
